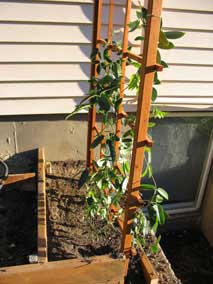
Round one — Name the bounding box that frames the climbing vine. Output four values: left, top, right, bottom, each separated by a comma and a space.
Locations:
67, 4, 185, 252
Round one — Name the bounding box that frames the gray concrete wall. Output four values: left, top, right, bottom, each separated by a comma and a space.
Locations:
0, 115, 90, 161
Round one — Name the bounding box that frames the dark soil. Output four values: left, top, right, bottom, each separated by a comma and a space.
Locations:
0, 187, 37, 267
0, 157, 183, 284
46, 161, 121, 260
161, 230, 213, 284
46, 160, 180, 284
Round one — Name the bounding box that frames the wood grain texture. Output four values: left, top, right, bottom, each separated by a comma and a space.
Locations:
37, 148, 48, 263
0, 256, 125, 284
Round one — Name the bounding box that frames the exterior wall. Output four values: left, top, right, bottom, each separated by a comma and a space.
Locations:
201, 165, 213, 246
0, 115, 89, 161
0, 0, 212, 115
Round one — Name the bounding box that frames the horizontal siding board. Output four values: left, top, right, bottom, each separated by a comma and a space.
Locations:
31, 0, 213, 12
155, 83, 213, 97
163, 0, 213, 12
0, 64, 212, 82
155, 97, 213, 104
126, 65, 213, 82
0, 82, 212, 99
1, 45, 211, 65
159, 66, 213, 82
0, 64, 90, 81
0, 82, 89, 98
0, 24, 92, 43
0, 98, 212, 116
0, 1, 212, 114
160, 49, 213, 65
0, 2, 93, 24
163, 31, 213, 49
0, 2, 212, 31
161, 10, 213, 31
0, 24, 212, 49
0, 44, 91, 62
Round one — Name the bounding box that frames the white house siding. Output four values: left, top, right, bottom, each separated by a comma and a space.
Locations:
0, 0, 212, 115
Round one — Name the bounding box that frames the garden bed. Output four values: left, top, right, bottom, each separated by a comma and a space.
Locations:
46, 160, 181, 284
0, 154, 181, 284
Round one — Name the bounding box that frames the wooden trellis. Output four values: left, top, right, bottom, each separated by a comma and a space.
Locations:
87, 0, 163, 281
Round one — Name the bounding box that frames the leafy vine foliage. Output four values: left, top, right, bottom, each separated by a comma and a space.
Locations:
67, 4, 185, 252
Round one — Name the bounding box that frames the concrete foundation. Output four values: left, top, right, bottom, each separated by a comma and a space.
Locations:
0, 115, 90, 161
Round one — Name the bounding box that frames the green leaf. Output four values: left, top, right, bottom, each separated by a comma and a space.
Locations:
153, 204, 165, 225
141, 7, 147, 19
128, 74, 139, 90
106, 139, 116, 162
66, 103, 90, 119
141, 183, 155, 190
86, 197, 94, 206
161, 60, 169, 68
134, 36, 144, 41
128, 19, 140, 32
156, 49, 161, 64
136, 10, 142, 19
158, 41, 175, 49
103, 48, 112, 63
115, 97, 122, 111
157, 188, 169, 200
152, 87, 158, 102
165, 31, 185, 39
154, 72, 161, 85
148, 122, 156, 128
90, 135, 104, 148
98, 96, 111, 111
151, 235, 161, 254
159, 30, 169, 47
78, 168, 89, 189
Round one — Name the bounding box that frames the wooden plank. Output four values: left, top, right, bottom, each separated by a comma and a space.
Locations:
121, 0, 163, 252
4, 173, 35, 185
140, 253, 159, 284
86, 0, 102, 168
0, 256, 125, 284
115, 0, 132, 158
37, 148, 48, 263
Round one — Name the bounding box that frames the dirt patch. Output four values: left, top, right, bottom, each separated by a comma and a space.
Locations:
161, 229, 213, 284
46, 160, 180, 284
46, 161, 121, 261
0, 188, 37, 267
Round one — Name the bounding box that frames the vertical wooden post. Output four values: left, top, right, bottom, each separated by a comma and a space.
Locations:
100, 0, 114, 158
87, 0, 103, 168
121, 0, 163, 253
37, 147, 48, 263
115, 0, 132, 160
